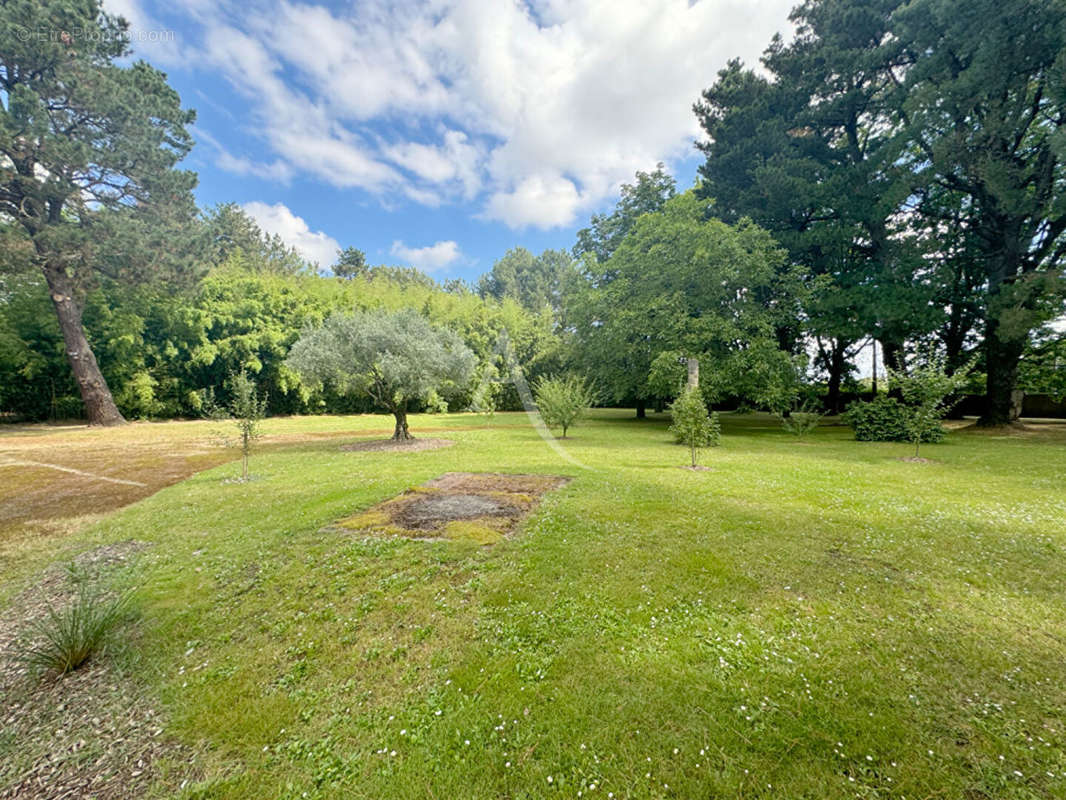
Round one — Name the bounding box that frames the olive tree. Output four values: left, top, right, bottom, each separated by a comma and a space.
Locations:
286, 309, 475, 440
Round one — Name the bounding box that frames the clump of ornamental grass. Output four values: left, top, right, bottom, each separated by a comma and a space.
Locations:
15, 584, 130, 677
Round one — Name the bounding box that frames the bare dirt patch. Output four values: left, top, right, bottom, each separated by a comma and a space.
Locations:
332, 472, 570, 545
339, 437, 455, 454
899, 456, 936, 463
678, 465, 713, 471
0, 541, 197, 800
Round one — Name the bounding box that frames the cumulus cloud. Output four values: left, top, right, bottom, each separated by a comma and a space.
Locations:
119, 0, 796, 228
241, 201, 340, 268
390, 240, 463, 272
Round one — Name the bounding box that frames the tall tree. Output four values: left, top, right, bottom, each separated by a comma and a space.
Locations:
332, 247, 368, 279
893, 0, 1066, 424
0, 0, 199, 424
570, 164, 677, 416
570, 191, 795, 413
573, 163, 677, 265
477, 247, 574, 313
694, 2, 940, 411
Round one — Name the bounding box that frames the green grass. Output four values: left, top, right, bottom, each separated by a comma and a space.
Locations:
4, 410, 1066, 798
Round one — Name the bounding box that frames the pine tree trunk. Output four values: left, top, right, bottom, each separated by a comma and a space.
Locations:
42, 265, 126, 426
392, 410, 412, 440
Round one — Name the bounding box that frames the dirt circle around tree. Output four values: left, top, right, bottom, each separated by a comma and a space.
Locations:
339, 437, 456, 454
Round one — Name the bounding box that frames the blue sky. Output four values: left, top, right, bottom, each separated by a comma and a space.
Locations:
107, 0, 796, 282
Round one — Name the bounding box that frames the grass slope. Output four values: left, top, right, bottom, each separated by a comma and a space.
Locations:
3, 411, 1066, 798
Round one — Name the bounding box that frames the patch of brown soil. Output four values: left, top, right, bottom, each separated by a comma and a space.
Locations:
339, 437, 456, 454
678, 465, 713, 471
899, 456, 935, 463
0, 541, 197, 800
332, 472, 570, 545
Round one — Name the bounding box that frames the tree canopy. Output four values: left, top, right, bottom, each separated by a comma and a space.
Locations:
285, 309, 476, 439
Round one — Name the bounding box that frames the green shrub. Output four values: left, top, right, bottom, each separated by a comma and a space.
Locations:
16, 586, 130, 676
843, 395, 945, 443
669, 386, 721, 466
533, 374, 597, 438
781, 407, 823, 437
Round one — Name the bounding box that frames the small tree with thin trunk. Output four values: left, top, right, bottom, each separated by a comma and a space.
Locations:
887, 350, 973, 459
286, 309, 475, 440
226, 370, 267, 480
669, 386, 720, 467
533, 374, 596, 438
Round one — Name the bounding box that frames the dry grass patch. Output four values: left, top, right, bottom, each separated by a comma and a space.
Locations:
332, 472, 569, 545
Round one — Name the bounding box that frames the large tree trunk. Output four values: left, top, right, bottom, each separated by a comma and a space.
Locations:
42, 266, 125, 426
979, 323, 1025, 426
825, 340, 848, 414
635, 398, 646, 419
391, 409, 412, 440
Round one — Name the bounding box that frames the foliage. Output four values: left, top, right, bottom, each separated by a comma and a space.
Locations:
781, 406, 823, 438
669, 386, 721, 466
1019, 329, 1066, 402
15, 584, 130, 676
843, 395, 945, 445
477, 248, 575, 313
0, 0, 202, 424
532, 374, 597, 438
696, 0, 1066, 426
568, 190, 797, 412
0, 241, 560, 421
332, 247, 368, 279
226, 370, 268, 481
647, 351, 688, 401
573, 163, 677, 263
887, 351, 974, 457
706, 343, 806, 414
286, 309, 476, 439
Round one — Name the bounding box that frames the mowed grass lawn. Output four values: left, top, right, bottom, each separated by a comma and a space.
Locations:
3, 410, 1066, 798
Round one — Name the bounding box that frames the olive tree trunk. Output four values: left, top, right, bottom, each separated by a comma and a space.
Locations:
391, 409, 412, 440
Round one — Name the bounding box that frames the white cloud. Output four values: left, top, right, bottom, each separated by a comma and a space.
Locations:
195, 128, 294, 183
241, 201, 340, 268
135, 0, 797, 228
390, 240, 463, 272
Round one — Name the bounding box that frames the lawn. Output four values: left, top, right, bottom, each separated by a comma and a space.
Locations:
2, 410, 1065, 799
